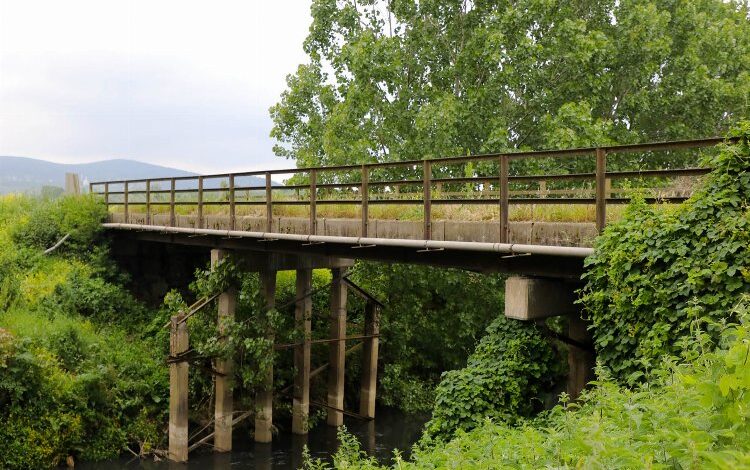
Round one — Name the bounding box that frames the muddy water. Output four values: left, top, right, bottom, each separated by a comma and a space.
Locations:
79, 407, 427, 469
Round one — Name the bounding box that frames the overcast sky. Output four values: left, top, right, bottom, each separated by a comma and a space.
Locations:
0, 0, 312, 173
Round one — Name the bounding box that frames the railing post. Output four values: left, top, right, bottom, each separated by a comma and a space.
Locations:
170, 178, 176, 227
229, 174, 236, 231
499, 155, 509, 243
146, 180, 151, 225
423, 160, 432, 240
309, 170, 317, 235
265, 172, 273, 233
124, 181, 129, 224
361, 165, 369, 238
197, 176, 204, 229
104, 182, 109, 209
596, 148, 607, 232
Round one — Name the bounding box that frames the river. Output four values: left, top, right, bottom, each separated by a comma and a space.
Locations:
78, 407, 427, 469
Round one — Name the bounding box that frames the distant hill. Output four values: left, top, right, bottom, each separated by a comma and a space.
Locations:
0, 156, 268, 194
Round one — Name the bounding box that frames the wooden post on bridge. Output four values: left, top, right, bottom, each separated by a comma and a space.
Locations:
255, 269, 277, 443
595, 148, 607, 232
423, 160, 432, 240
292, 269, 313, 434
212, 249, 236, 452
499, 155, 509, 243
327, 268, 348, 426
168, 313, 189, 462
359, 301, 380, 418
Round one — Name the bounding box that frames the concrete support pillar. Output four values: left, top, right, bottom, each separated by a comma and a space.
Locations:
168, 314, 189, 462
292, 269, 312, 434
359, 302, 380, 418
327, 267, 347, 427
567, 312, 595, 400
255, 270, 276, 443
211, 249, 235, 452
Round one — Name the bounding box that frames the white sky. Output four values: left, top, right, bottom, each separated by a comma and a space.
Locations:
0, 0, 312, 173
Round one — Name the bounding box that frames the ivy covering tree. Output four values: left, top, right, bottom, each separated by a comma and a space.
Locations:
271, 0, 749, 169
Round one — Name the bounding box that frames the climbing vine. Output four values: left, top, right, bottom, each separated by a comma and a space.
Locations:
422, 315, 560, 441
581, 125, 750, 383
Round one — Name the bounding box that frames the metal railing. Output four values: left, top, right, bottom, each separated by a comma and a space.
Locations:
90, 137, 735, 242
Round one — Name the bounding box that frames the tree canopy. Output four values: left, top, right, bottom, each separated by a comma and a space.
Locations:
271, 0, 750, 168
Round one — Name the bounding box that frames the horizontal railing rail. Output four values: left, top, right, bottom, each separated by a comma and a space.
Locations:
91, 137, 737, 242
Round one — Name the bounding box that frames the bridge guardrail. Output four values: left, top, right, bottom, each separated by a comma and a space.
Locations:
90, 137, 737, 242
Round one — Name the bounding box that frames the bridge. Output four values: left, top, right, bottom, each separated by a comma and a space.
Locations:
90, 137, 729, 462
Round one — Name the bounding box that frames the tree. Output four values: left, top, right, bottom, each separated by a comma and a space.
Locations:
270, 0, 750, 171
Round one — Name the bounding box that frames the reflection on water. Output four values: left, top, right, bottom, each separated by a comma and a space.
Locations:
78, 407, 427, 469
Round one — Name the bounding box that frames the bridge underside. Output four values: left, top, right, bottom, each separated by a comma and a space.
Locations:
106, 223, 589, 279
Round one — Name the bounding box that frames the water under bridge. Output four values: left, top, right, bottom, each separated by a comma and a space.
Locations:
91, 137, 730, 462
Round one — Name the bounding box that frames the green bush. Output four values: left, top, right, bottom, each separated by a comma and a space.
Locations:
0, 195, 167, 469
423, 315, 559, 440
12, 195, 106, 255
581, 128, 750, 383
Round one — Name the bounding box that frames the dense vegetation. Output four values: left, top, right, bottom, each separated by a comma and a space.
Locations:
582, 126, 750, 383
302, 129, 750, 470
310, 301, 750, 469
0, 195, 167, 468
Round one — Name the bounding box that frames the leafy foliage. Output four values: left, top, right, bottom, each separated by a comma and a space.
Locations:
0, 195, 167, 469
306, 301, 750, 469
272, 0, 750, 170
423, 315, 559, 440
581, 128, 750, 382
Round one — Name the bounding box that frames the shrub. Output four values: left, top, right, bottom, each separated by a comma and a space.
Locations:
423, 315, 559, 440
581, 127, 750, 383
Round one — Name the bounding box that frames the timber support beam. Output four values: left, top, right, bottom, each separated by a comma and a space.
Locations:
168, 313, 189, 462
327, 267, 348, 427
255, 270, 277, 443
212, 249, 236, 452
292, 269, 313, 434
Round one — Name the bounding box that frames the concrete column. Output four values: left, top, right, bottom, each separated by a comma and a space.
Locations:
567, 312, 595, 400
327, 267, 347, 427
292, 269, 312, 434
168, 314, 189, 462
211, 249, 235, 452
255, 270, 276, 443
359, 302, 380, 418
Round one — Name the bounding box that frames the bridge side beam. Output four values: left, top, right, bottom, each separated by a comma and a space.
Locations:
327, 267, 348, 426
292, 268, 312, 434
211, 249, 236, 452
255, 269, 277, 443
